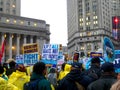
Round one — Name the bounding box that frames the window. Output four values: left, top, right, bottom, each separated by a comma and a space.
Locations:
12, 4, 16, 8
86, 27, 90, 30
34, 23, 37, 26
87, 43, 91, 50
0, 8, 3, 11
6, 19, 10, 23
87, 32, 91, 36
28, 21, 30, 25
14, 20, 16, 23
0, 1, 3, 5
12, 9, 16, 14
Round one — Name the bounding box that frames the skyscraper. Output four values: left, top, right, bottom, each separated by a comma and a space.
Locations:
67, 0, 119, 57
0, 0, 20, 16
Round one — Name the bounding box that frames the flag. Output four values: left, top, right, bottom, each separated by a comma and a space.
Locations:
0, 39, 6, 63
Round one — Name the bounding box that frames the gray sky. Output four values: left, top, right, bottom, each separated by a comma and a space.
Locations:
21, 0, 67, 46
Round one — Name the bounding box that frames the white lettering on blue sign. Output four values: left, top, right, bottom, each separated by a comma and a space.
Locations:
24, 53, 38, 65
115, 50, 120, 54
16, 55, 24, 64
113, 58, 120, 73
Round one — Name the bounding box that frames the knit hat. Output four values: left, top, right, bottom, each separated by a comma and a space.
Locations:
101, 62, 114, 72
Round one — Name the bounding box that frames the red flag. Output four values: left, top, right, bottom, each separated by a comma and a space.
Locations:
0, 39, 6, 63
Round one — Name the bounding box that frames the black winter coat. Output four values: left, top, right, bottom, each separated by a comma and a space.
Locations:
57, 69, 94, 90
87, 75, 116, 90
57, 69, 82, 90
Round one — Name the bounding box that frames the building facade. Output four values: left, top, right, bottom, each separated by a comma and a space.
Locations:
0, 0, 50, 62
67, 0, 119, 57
0, 0, 20, 16
111, 0, 120, 16
0, 13, 50, 62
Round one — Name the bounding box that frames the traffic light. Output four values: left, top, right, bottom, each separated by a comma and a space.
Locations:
112, 16, 120, 41
114, 17, 118, 23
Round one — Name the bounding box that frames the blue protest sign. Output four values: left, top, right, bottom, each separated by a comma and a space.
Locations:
42, 44, 63, 61
24, 53, 38, 65
16, 55, 24, 64
103, 37, 115, 62
113, 50, 120, 73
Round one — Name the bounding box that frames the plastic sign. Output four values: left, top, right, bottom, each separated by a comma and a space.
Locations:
103, 37, 115, 62
23, 43, 38, 54
24, 53, 38, 65
42, 44, 63, 60
90, 52, 102, 58
113, 50, 120, 73
16, 55, 24, 64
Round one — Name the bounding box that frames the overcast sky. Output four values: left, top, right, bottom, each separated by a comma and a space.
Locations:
21, 0, 67, 46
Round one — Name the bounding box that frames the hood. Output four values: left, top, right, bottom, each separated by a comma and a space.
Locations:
30, 72, 46, 81
65, 69, 82, 82
64, 64, 71, 72
12, 70, 27, 78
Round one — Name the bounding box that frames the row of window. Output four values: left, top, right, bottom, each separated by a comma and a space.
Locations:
80, 43, 100, 51
80, 31, 100, 37
0, 17, 45, 28
5, 18, 38, 27
79, 16, 98, 21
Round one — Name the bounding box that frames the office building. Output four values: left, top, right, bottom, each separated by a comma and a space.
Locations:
0, 0, 20, 16
0, 0, 50, 62
67, 0, 119, 57
0, 13, 50, 61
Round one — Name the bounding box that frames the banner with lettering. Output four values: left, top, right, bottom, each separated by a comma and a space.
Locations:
90, 52, 102, 58
113, 50, 120, 73
16, 55, 24, 64
41, 44, 63, 64
103, 37, 115, 62
23, 43, 39, 65
24, 53, 38, 65
23, 43, 39, 54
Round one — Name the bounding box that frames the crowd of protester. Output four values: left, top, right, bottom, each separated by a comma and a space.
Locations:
0, 57, 120, 90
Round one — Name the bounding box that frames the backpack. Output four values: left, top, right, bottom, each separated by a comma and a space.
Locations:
23, 79, 41, 90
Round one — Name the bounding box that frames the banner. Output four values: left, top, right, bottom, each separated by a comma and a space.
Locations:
23, 43, 39, 54
113, 50, 120, 73
16, 55, 24, 64
41, 44, 63, 64
24, 53, 38, 65
0, 39, 5, 63
103, 37, 115, 62
90, 52, 102, 58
